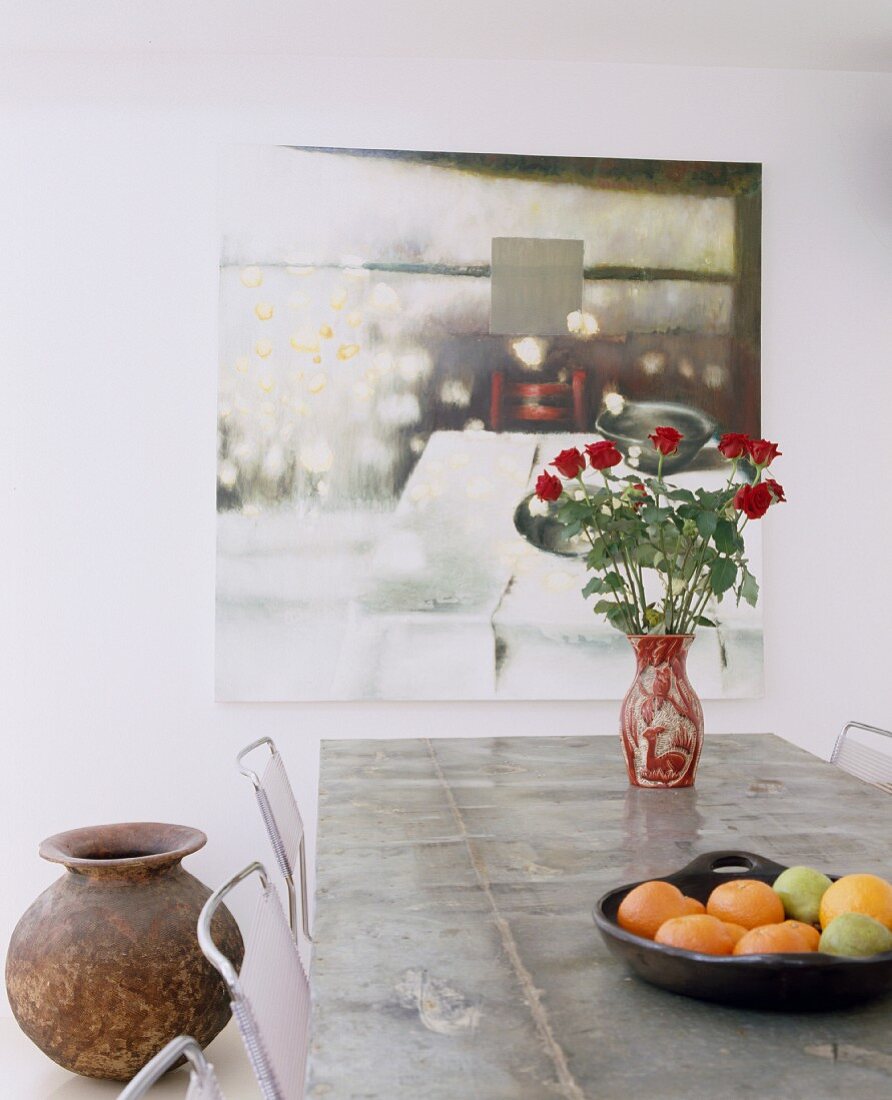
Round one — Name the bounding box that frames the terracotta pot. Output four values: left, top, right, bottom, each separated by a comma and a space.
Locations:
5, 822, 244, 1081
620, 634, 704, 788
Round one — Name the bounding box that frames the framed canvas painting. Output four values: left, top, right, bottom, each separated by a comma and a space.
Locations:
216, 146, 762, 700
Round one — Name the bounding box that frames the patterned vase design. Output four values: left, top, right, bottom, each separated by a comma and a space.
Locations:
620, 634, 704, 788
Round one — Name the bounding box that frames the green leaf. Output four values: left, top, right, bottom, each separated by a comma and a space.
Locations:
603, 571, 625, 591
635, 543, 661, 568
696, 616, 717, 627
696, 511, 718, 539
664, 488, 696, 503
581, 576, 605, 598
740, 569, 760, 608
641, 505, 673, 525
593, 599, 619, 614
713, 518, 741, 554
710, 557, 737, 595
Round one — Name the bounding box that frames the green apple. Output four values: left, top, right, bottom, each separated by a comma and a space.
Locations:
819, 913, 892, 957
772, 865, 833, 924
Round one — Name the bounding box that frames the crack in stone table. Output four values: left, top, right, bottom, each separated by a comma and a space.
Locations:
308, 734, 892, 1099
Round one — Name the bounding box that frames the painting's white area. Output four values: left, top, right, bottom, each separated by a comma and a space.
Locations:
2, 46, 891, 1078
2, 1, 890, 73
221, 145, 736, 273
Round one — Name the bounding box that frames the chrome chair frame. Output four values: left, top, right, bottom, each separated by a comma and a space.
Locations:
117, 1035, 221, 1099
830, 720, 892, 788
198, 862, 279, 1100
237, 737, 312, 942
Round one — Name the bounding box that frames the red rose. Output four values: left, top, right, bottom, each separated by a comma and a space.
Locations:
585, 440, 623, 470
718, 432, 751, 460
551, 447, 586, 479
733, 482, 773, 519
648, 426, 683, 456
747, 438, 782, 467
535, 471, 563, 502
629, 482, 647, 509
765, 479, 786, 503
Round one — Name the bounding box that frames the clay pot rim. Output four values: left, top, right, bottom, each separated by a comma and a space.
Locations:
625, 633, 695, 640
39, 822, 207, 871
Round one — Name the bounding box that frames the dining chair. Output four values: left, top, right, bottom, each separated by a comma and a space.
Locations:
236, 736, 312, 942
830, 720, 892, 792
198, 861, 311, 1100
117, 1035, 224, 1100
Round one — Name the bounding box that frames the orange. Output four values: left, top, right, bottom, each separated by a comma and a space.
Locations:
706, 879, 785, 930
721, 921, 748, 946
617, 880, 688, 939
782, 920, 821, 950
681, 896, 706, 915
819, 874, 892, 932
655, 914, 734, 955
733, 922, 816, 955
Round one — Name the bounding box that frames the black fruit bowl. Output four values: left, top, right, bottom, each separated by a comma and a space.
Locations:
593, 850, 892, 1010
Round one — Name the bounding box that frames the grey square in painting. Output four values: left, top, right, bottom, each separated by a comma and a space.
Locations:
490, 236, 584, 335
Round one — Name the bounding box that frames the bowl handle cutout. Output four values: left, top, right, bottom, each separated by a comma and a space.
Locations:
677, 851, 788, 877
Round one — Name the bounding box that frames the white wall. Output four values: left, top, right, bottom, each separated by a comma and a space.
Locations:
2, 52, 890, 1012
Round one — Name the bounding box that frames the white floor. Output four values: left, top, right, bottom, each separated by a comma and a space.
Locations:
0, 1017, 261, 1099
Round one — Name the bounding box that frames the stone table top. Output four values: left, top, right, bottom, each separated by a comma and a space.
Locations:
308, 734, 892, 1099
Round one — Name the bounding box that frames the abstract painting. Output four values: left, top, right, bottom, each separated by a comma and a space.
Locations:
216, 146, 762, 700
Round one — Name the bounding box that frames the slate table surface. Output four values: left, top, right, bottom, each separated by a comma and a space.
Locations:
307, 734, 892, 1099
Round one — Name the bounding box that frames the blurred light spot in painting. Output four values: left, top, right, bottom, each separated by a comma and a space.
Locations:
337, 343, 361, 361
240, 266, 263, 288
378, 393, 421, 426
235, 356, 250, 373
353, 382, 373, 401
567, 310, 600, 336
357, 438, 390, 468
703, 363, 728, 389
291, 329, 320, 353
255, 302, 274, 321
300, 440, 334, 473
528, 496, 549, 517
218, 460, 238, 488
319, 324, 334, 339
439, 379, 471, 407
409, 435, 426, 455
330, 288, 348, 310
308, 373, 327, 394
218, 400, 233, 420
627, 455, 640, 468
373, 351, 395, 374
678, 357, 696, 380
255, 339, 273, 358
371, 283, 400, 311
263, 445, 286, 478
464, 418, 485, 431
511, 337, 545, 369
286, 265, 315, 276
603, 391, 625, 416
398, 352, 431, 383
543, 571, 575, 592
234, 441, 256, 461
242, 503, 260, 517
640, 351, 666, 376
448, 451, 471, 468
259, 376, 275, 393
347, 312, 363, 328
628, 445, 642, 458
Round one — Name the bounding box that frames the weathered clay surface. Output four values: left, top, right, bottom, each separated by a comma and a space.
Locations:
6, 822, 244, 1081
309, 734, 892, 1099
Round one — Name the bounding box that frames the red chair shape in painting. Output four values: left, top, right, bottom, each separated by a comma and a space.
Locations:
490, 369, 587, 431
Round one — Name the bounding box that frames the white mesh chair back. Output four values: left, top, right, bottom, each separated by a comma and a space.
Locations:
117, 1035, 224, 1100
198, 863, 311, 1100
831, 721, 892, 792
237, 738, 312, 942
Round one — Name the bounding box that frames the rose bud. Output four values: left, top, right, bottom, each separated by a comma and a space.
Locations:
733, 482, 773, 519
648, 426, 683, 456
535, 471, 563, 502
747, 438, 782, 467
550, 447, 586, 479
585, 440, 623, 470
717, 432, 751, 460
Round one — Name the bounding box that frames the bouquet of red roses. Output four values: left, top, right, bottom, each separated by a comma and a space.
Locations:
533, 428, 784, 635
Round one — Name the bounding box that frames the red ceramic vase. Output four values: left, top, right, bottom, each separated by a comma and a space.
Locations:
620, 634, 704, 788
